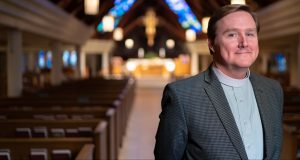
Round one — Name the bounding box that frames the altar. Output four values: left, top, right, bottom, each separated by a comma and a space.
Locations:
125, 58, 175, 79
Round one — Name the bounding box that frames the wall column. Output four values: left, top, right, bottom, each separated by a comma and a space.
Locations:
51, 42, 63, 85
80, 51, 86, 78
7, 29, 23, 97
74, 45, 81, 79
191, 52, 199, 75
102, 52, 109, 76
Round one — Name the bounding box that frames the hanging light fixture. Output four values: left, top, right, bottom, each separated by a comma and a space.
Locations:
186, 29, 196, 42
143, 8, 158, 46
102, 15, 114, 32
125, 39, 134, 49
84, 0, 99, 15
231, 0, 246, 4
113, 28, 123, 41
202, 17, 210, 34
166, 39, 175, 49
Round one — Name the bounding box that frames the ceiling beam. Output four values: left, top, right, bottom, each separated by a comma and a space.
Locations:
118, 0, 146, 28
185, 0, 203, 21
157, 16, 186, 41
123, 16, 144, 37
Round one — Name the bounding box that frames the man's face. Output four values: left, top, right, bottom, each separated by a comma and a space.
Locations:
211, 11, 259, 74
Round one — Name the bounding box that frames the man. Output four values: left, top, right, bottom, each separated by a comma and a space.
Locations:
154, 4, 283, 160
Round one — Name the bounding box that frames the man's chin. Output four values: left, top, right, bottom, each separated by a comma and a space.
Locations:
236, 61, 255, 68
232, 64, 252, 70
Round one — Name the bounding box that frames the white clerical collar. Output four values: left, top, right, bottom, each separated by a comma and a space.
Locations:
212, 66, 250, 87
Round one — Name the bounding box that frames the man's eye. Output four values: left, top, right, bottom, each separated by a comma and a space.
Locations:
246, 32, 257, 37
227, 33, 237, 37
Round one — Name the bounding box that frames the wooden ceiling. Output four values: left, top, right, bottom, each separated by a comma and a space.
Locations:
48, 0, 281, 58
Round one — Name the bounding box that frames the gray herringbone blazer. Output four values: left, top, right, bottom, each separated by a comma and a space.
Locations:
154, 66, 283, 160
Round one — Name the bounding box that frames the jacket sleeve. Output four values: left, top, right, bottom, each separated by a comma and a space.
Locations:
154, 84, 188, 160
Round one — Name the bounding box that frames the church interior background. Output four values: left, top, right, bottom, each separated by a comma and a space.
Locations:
0, 0, 300, 159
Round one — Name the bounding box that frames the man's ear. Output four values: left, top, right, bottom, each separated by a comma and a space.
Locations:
207, 39, 215, 53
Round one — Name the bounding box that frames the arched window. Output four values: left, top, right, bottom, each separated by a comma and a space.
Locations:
269, 52, 287, 74
38, 50, 45, 69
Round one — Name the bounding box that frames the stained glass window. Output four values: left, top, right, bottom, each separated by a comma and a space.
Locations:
97, 0, 136, 32
38, 50, 45, 68
70, 51, 77, 67
46, 51, 52, 69
62, 50, 77, 67
63, 50, 70, 67
164, 0, 201, 32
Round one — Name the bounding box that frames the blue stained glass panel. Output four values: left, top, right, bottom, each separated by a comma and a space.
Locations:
70, 51, 77, 67
46, 51, 52, 69
275, 53, 286, 73
164, 0, 202, 32
38, 50, 45, 69
97, 0, 136, 32
63, 50, 70, 67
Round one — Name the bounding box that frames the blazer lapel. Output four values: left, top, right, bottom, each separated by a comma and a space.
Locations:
250, 75, 273, 159
203, 68, 248, 160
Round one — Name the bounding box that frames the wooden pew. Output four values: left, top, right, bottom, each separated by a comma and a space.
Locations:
0, 120, 107, 160
0, 77, 136, 159
0, 84, 135, 149
0, 119, 101, 137
0, 138, 93, 160
282, 114, 300, 160
281, 124, 299, 160
75, 144, 94, 160
0, 107, 117, 160
283, 88, 300, 113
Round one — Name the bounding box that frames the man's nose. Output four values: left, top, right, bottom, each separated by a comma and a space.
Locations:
238, 34, 248, 48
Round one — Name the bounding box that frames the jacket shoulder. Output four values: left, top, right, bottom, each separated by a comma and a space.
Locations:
168, 73, 205, 89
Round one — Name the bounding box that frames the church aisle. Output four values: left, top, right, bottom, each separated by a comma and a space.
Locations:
118, 86, 164, 160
